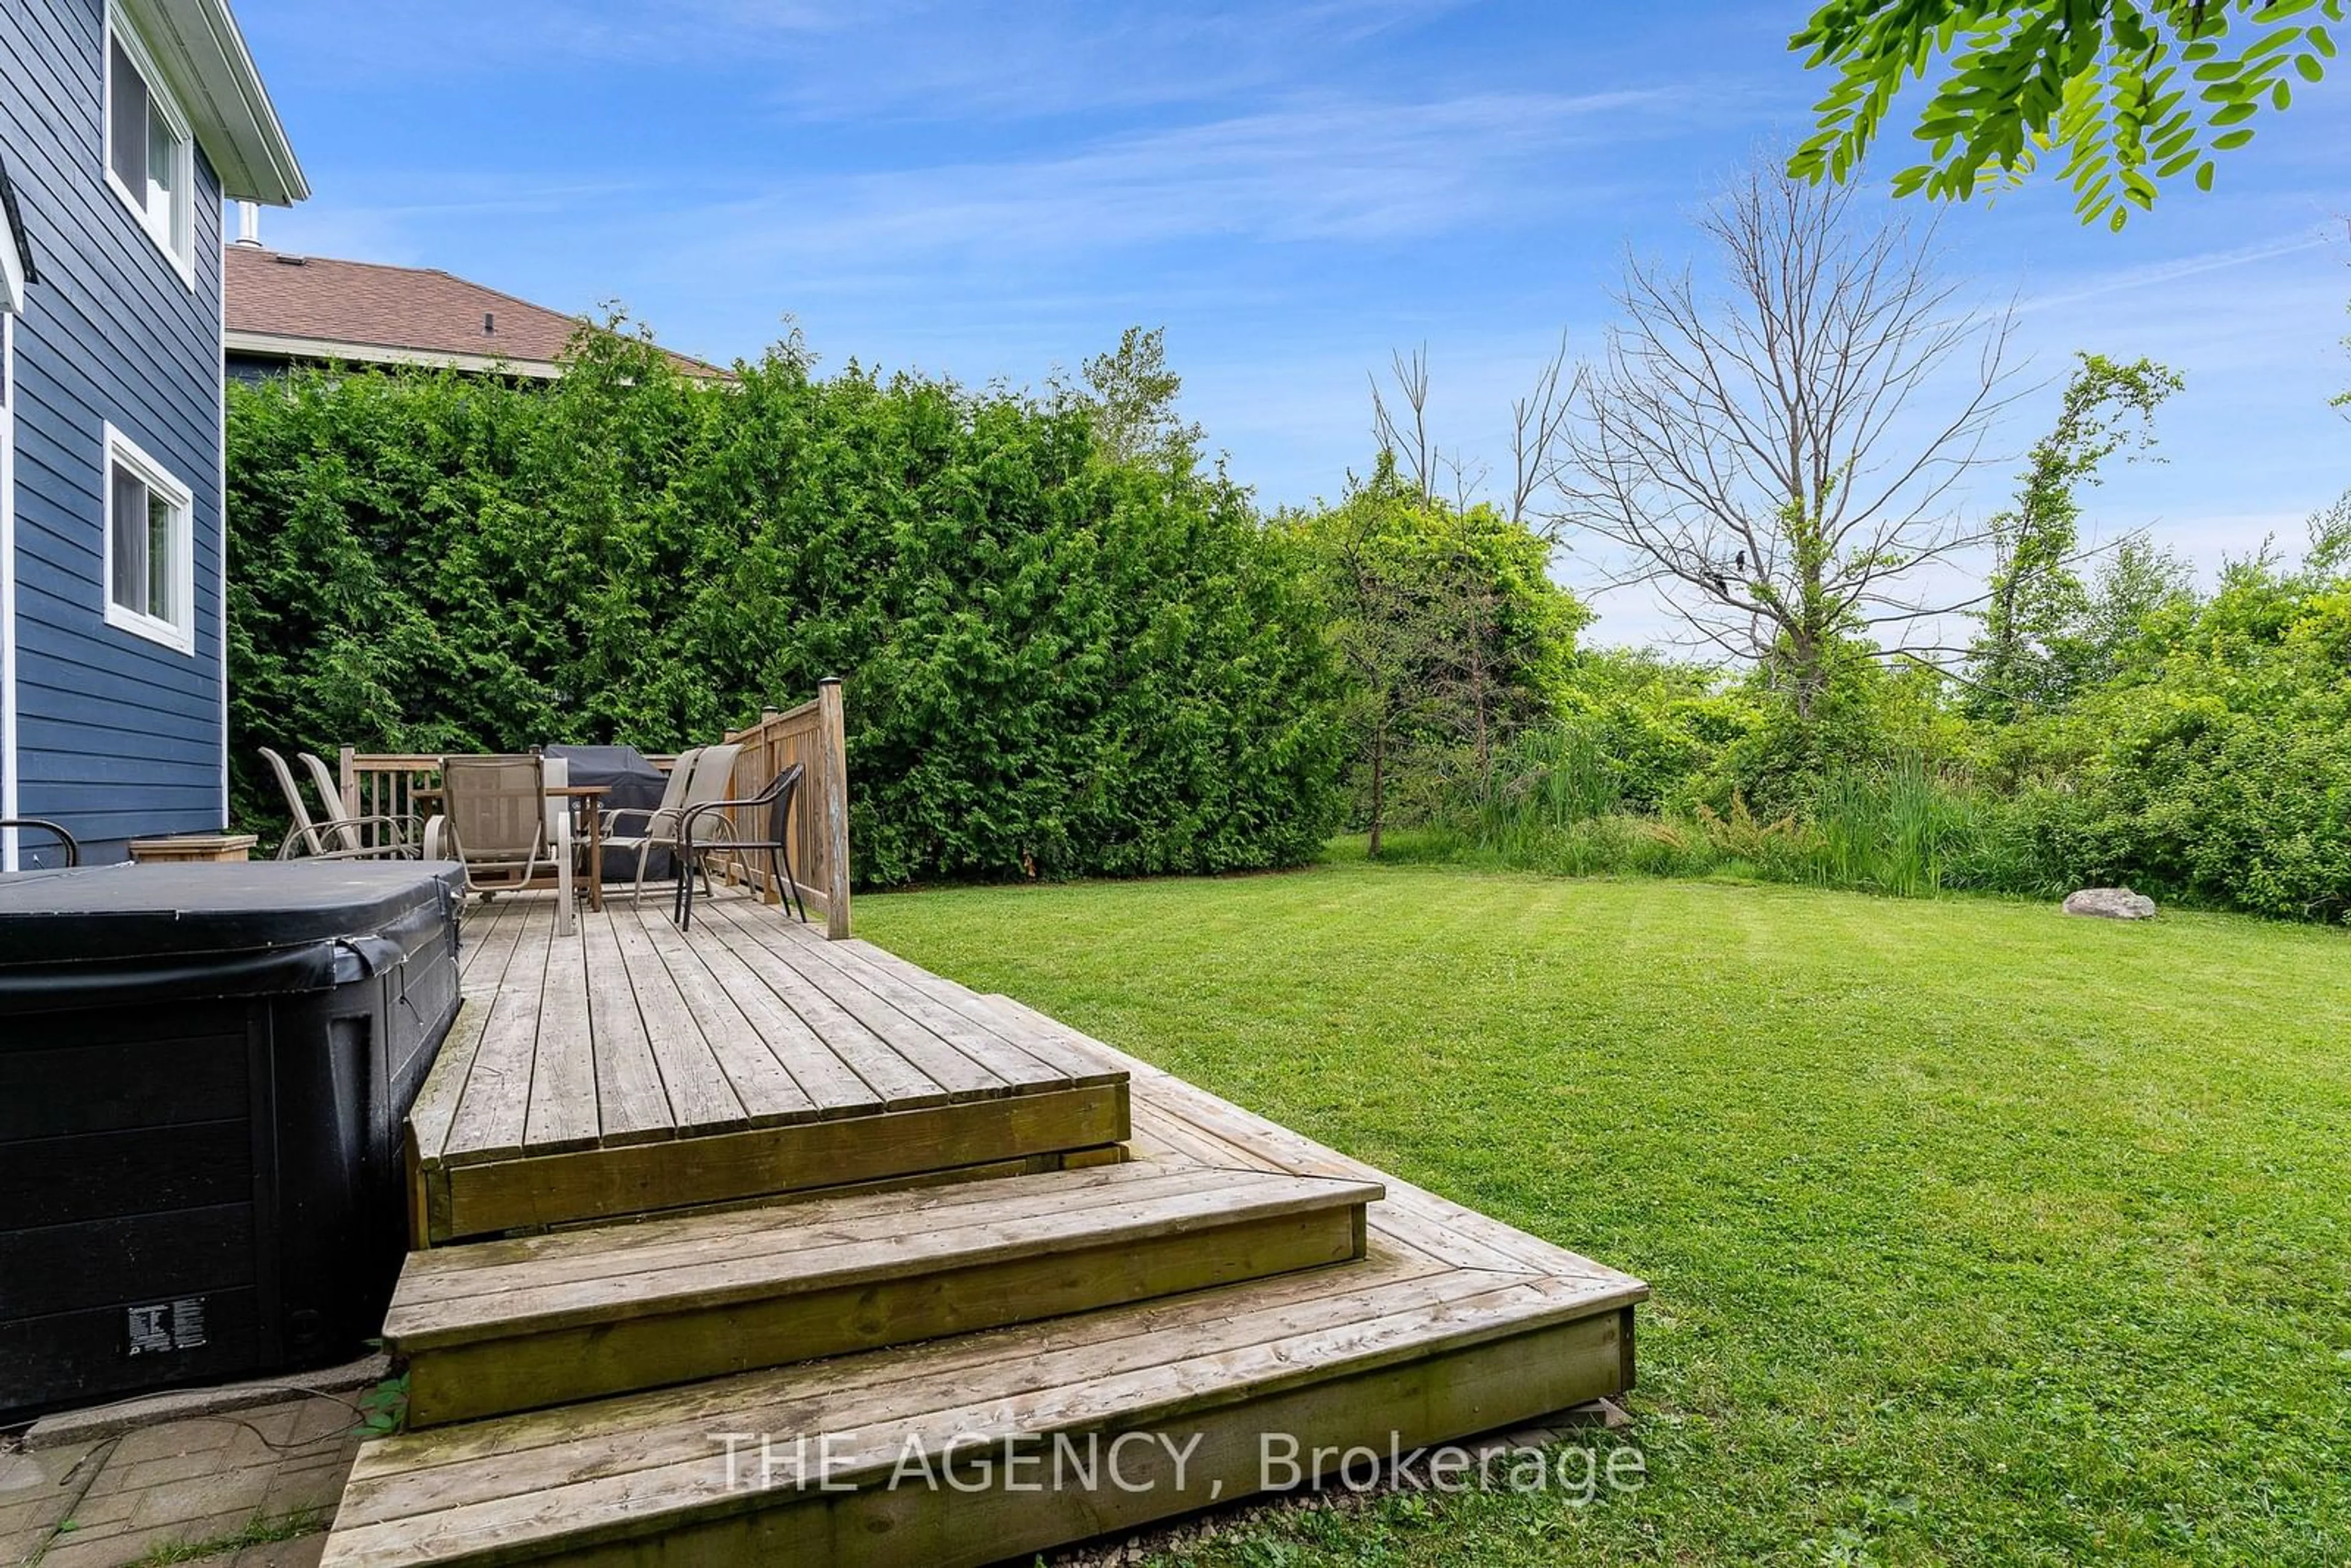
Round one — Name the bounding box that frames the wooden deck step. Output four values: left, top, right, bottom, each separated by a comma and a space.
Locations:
387, 1163, 1382, 1427
326, 1239, 1638, 1568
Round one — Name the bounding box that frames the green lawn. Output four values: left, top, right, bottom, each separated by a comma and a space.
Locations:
856, 853, 2351, 1567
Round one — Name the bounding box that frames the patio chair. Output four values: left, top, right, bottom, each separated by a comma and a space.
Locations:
0, 819, 78, 867
422, 753, 574, 936
601, 745, 703, 906
298, 749, 418, 858
637, 742, 743, 902
673, 761, 807, 932
260, 747, 415, 861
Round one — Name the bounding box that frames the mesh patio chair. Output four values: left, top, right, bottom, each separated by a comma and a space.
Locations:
422, 753, 574, 936
260, 747, 416, 861
649, 742, 743, 903
298, 749, 418, 858
601, 745, 702, 906
673, 761, 807, 932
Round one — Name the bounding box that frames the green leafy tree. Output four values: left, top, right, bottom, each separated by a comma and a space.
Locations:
1286, 456, 1587, 852
1068, 325, 1204, 469
2005, 506, 2351, 918
1789, 0, 2344, 229
1970, 351, 2183, 715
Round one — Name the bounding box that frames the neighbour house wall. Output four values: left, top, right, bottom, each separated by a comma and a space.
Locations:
1, 0, 228, 867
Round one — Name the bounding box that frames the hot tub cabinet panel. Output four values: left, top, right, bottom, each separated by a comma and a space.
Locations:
0, 863, 464, 1417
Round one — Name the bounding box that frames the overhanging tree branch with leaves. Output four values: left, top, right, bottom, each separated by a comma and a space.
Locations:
1788, 0, 2342, 228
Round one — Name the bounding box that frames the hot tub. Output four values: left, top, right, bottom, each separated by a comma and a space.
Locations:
0, 861, 463, 1417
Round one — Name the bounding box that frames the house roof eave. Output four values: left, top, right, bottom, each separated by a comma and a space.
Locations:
126, 0, 309, 206
225, 329, 568, 379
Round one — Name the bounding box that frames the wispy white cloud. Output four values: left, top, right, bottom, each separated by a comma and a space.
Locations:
663, 89, 1677, 274
2017, 228, 2339, 315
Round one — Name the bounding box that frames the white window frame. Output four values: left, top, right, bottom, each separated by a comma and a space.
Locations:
101, 422, 196, 655
102, 2, 196, 289
3, 314, 20, 868
0, 219, 23, 317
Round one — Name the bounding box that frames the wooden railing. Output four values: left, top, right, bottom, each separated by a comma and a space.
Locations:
337, 678, 852, 939
336, 751, 443, 852
721, 678, 852, 940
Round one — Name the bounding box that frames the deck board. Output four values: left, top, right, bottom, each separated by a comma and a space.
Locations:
632, 914, 823, 1127
701, 899, 1015, 1100
521, 918, 599, 1154
692, 903, 951, 1110
661, 917, 884, 1119
438, 911, 551, 1166
577, 913, 678, 1147
610, 912, 749, 1138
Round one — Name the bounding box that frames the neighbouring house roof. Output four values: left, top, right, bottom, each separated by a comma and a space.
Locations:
128, 0, 307, 205
223, 246, 729, 380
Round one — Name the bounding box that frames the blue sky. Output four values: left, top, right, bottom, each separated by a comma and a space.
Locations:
235, 0, 2347, 647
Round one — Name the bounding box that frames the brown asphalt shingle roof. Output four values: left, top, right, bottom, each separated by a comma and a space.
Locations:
223, 246, 727, 378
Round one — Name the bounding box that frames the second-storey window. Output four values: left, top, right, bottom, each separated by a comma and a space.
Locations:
103, 424, 195, 653
105, 8, 192, 282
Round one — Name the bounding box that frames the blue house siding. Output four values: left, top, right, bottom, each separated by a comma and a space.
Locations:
2, 0, 229, 866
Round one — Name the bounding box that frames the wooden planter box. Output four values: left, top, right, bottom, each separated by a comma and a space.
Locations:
127, 832, 260, 865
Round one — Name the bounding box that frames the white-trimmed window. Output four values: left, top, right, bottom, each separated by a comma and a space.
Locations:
103, 4, 193, 285
102, 424, 194, 653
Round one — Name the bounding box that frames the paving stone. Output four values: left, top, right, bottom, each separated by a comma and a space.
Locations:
108, 1420, 239, 1465
39, 1519, 199, 1568
238, 1400, 358, 1452
58, 1479, 139, 1528
0, 1442, 98, 1498
9, 1395, 358, 1567
1, 1505, 64, 1568
23, 1357, 388, 1452
260, 1459, 348, 1521
0, 1439, 107, 1567
231, 1535, 328, 1568
129, 1466, 275, 1531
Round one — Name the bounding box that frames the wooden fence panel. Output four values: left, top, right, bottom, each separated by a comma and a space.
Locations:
721, 677, 852, 939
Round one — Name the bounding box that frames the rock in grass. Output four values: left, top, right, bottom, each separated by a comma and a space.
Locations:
2063, 887, 2157, 920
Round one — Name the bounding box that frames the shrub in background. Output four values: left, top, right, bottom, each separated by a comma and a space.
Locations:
227, 326, 1344, 883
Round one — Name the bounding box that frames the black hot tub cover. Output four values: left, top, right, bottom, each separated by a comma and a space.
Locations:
0, 861, 464, 1012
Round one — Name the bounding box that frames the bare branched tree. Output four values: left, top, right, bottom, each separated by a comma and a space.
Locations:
1371, 338, 1579, 529
1509, 333, 1575, 531
1369, 346, 1434, 507
1559, 163, 2020, 716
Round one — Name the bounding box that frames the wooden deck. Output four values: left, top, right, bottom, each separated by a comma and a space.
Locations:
407, 893, 1130, 1242
328, 968, 1648, 1568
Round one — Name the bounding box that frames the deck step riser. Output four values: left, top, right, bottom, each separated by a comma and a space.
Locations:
403, 1205, 1363, 1428
427, 1083, 1131, 1242
348, 1307, 1628, 1568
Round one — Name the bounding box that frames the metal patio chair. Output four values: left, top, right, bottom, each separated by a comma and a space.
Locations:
601, 745, 703, 906
672, 761, 807, 932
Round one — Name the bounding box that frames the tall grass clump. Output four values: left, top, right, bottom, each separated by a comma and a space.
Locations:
1404, 733, 2047, 903
1801, 756, 1994, 898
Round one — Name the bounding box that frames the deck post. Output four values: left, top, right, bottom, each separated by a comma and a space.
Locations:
817, 677, 852, 939
339, 745, 359, 819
